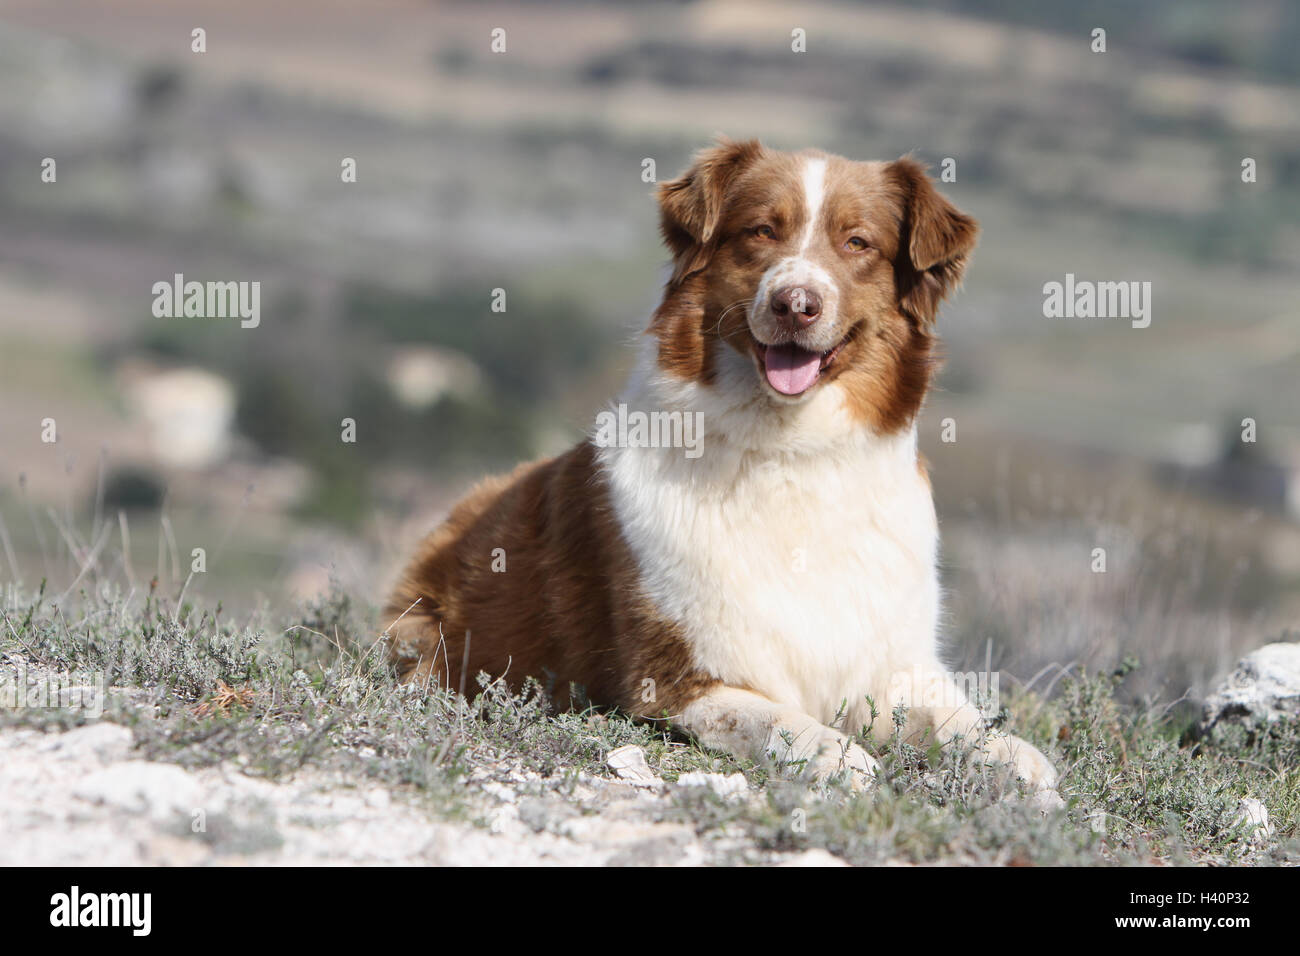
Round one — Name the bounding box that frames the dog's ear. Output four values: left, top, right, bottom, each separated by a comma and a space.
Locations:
888, 156, 978, 325
658, 137, 764, 283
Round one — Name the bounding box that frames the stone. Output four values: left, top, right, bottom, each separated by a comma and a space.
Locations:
73, 762, 204, 821
677, 771, 749, 801
40, 722, 134, 764
1234, 798, 1272, 844
606, 744, 660, 786
1198, 642, 1300, 739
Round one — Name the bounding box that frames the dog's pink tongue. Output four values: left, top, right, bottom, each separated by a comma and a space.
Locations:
764, 343, 821, 395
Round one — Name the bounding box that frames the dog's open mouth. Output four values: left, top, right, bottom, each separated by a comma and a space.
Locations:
753, 337, 848, 396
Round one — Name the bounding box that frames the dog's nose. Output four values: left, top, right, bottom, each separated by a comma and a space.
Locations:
770, 286, 822, 328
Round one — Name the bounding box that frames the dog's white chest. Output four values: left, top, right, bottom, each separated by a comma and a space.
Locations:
601, 418, 940, 726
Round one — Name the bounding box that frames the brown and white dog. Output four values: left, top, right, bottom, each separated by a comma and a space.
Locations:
386, 138, 1057, 790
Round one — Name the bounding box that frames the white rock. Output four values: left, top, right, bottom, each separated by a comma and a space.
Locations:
1234, 798, 1272, 844
481, 780, 519, 803
73, 762, 204, 820
123, 365, 235, 469
40, 722, 133, 764
677, 771, 748, 801
487, 803, 521, 835
1200, 642, 1300, 736
607, 745, 659, 785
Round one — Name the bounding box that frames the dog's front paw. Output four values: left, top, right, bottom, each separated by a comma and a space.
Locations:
981, 734, 1058, 790
763, 714, 880, 791
801, 733, 880, 792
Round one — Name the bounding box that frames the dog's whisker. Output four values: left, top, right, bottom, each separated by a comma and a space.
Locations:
708, 299, 754, 337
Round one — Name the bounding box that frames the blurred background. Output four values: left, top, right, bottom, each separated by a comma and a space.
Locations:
1, 0, 1297, 707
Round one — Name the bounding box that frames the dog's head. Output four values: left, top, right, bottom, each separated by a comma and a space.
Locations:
651, 138, 977, 434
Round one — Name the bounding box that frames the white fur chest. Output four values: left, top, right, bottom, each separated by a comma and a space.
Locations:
597, 344, 942, 728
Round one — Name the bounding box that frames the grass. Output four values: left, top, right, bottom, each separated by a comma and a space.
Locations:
2, 573, 1297, 866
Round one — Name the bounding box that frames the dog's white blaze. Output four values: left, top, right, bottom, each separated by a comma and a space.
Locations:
797, 157, 827, 254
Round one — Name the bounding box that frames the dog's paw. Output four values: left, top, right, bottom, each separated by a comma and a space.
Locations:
981, 733, 1058, 790
764, 718, 879, 792
802, 734, 880, 792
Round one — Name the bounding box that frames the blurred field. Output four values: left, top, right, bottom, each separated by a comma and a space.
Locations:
1, 0, 1298, 711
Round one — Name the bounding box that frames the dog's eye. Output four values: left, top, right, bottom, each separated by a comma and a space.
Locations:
754, 225, 777, 240
844, 236, 870, 252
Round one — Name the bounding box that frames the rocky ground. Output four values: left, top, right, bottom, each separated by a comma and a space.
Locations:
0, 710, 846, 867
0, 650, 847, 866
2, 587, 1295, 867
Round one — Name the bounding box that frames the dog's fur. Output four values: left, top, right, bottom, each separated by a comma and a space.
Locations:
386, 139, 1056, 790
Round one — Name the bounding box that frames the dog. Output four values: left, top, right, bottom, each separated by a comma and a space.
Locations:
386, 138, 1057, 791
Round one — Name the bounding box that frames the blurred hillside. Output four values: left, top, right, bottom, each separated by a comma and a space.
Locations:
1, 0, 1297, 702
